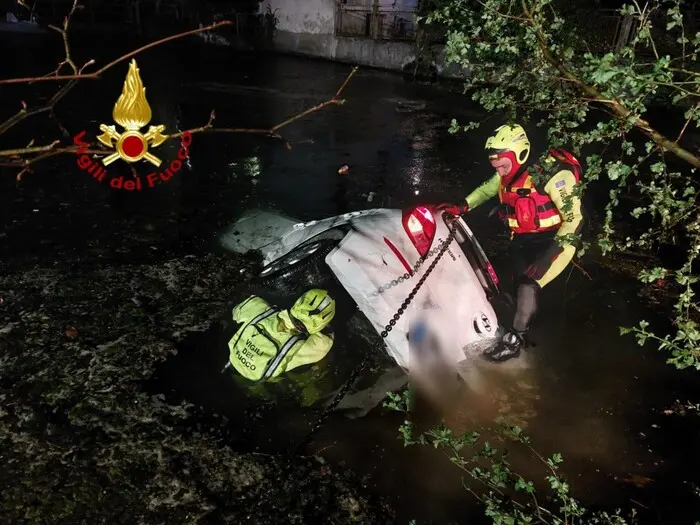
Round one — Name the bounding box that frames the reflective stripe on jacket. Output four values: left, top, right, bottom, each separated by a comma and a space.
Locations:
498, 149, 582, 234
228, 295, 333, 381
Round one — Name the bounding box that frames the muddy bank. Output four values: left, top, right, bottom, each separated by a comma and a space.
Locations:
0, 253, 393, 524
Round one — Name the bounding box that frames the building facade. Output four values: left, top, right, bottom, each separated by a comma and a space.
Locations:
258, 0, 466, 79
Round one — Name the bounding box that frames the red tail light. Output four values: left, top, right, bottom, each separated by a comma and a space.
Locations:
486, 262, 500, 287
402, 206, 437, 257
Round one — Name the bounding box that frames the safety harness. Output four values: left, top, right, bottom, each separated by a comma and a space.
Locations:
499, 148, 582, 234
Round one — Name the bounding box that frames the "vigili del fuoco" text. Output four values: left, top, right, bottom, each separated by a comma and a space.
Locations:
72, 130, 193, 190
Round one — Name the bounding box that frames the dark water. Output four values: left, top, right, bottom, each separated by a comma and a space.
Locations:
3, 36, 700, 524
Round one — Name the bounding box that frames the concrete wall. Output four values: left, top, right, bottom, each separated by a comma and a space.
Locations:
262, 0, 336, 34
334, 36, 415, 70
343, 0, 418, 9
259, 0, 468, 80
271, 30, 421, 73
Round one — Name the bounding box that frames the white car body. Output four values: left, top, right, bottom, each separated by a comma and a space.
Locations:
219, 207, 502, 370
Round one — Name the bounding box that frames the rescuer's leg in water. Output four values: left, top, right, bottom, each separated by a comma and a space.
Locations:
485, 233, 576, 362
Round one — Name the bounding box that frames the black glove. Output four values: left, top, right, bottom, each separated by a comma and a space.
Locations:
488, 203, 507, 221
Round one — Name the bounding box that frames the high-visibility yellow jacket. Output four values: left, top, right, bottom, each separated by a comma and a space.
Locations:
228, 295, 334, 381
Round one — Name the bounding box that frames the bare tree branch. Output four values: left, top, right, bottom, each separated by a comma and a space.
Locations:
0, 68, 359, 178
0, 2, 229, 139
0, 2, 358, 180
0, 21, 232, 85
676, 103, 700, 143
47, 0, 82, 75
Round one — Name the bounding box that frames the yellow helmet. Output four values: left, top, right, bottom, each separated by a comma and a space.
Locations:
485, 124, 531, 165
290, 289, 336, 334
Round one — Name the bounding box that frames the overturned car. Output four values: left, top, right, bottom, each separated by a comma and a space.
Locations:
219, 205, 507, 373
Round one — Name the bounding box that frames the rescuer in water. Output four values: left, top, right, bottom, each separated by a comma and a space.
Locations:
438, 124, 584, 362
224, 289, 336, 383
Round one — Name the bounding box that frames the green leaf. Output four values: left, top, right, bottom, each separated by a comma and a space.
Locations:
639, 267, 668, 282
650, 162, 665, 174
607, 162, 630, 181
515, 477, 535, 493
631, 207, 645, 218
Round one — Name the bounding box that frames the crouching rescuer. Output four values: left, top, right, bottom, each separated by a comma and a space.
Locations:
439, 124, 584, 362
224, 289, 337, 382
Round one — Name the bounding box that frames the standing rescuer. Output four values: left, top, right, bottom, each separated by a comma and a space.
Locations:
438, 124, 584, 362
224, 289, 336, 381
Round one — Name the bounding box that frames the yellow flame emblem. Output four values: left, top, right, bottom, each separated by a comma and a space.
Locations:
97, 59, 168, 167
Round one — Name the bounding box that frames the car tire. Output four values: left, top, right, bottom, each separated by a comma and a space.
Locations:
257, 239, 337, 292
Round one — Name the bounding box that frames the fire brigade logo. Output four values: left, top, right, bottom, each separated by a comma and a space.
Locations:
96, 59, 168, 167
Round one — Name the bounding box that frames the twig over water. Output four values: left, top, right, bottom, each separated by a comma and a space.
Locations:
170, 67, 358, 142
572, 260, 592, 280
0, 22, 232, 85
1, 67, 358, 180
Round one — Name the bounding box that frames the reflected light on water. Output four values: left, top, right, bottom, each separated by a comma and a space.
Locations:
226, 157, 261, 183
407, 164, 423, 188
243, 156, 261, 177
407, 141, 425, 189
407, 349, 656, 504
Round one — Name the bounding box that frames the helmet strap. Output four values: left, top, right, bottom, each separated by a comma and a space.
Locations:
503, 163, 529, 188
494, 151, 526, 185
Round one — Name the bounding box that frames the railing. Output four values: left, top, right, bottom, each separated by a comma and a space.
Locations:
336, 6, 417, 41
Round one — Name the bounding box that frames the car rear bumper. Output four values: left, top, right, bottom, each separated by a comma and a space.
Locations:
326, 234, 414, 369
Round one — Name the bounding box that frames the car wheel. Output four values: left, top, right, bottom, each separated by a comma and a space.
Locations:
258, 239, 337, 292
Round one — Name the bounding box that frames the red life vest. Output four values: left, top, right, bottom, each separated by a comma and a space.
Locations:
498, 148, 582, 235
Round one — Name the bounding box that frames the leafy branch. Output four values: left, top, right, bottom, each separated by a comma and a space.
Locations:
384, 391, 635, 524
425, 0, 700, 370
518, 0, 700, 168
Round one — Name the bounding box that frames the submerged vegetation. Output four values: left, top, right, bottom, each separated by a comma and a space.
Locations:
385, 391, 636, 525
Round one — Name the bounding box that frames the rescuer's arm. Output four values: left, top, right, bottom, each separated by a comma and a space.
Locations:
465, 173, 500, 210
283, 332, 334, 374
